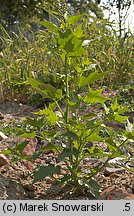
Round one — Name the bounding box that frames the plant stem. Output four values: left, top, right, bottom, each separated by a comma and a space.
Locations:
65, 54, 69, 124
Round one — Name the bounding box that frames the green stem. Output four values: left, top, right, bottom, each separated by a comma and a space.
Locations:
65, 54, 69, 124
55, 101, 64, 117
64, 54, 73, 163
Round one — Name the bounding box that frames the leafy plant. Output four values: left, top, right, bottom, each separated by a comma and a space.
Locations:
1, 13, 133, 198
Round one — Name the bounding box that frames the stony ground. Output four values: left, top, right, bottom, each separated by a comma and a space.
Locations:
0, 102, 134, 200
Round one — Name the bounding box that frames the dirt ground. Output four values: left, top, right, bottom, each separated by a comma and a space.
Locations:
0, 102, 134, 200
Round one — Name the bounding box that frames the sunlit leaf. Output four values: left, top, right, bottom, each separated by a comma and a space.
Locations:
18, 131, 36, 138
39, 21, 60, 34
111, 98, 119, 111
76, 71, 107, 88
68, 14, 85, 25
115, 113, 128, 123
84, 88, 108, 104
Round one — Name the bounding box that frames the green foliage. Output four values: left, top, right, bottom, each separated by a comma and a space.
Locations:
0, 10, 133, 103
2, 13, 133, 198
85, 19, 134, 87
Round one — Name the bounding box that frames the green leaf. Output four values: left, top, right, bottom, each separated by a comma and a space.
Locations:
16, 141, 29, 153
84, 88, 108, 104
42, 107, 58, 125
57, 148, 79, 161
68, 92, 79, 106
31, 151, 42, 160
29, 78, 61, 100
74, 24, 84, 38
62, 131, 79, 141
115, 113, 128, 123
59, 174, 71, 184
39, 21, 60, 34
0, 149, 14, 154
124, 130, 134, 139
55, 89, 62, 100
40, 142, 60, 153
25, 118, 45, 129
18, 131, 36, 138
59, 28, 72, 40
86, 133, 105, 142
81, 113, 97, 120
105, 138, 118, 151
86, 179, 100, 198
68, 14, 85, 25
28, 78, 43, 92
33, 164, 61, 183
111, 98, 119, 111
76, 71, 107, 88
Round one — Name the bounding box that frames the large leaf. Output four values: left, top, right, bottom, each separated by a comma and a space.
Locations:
33, 164, 61, 183
42, 107, 58, 125
84, 88, 108, 104
57, 148, 79, 161
86, 179, 101, 198
40, 142, 60, 153
68, 14, 85, 25
62, 131, 79, 141
76, 71, 107, 88
115, 113, 128, 123
111, 98, 119, 111
18, 131, 36, 138
124, 130, 134, 139
105, 138, 118, 151
25, 118, 45, 129
15, 141, 29, 153
39, 21, 60, 34
29, 78, 62, 100
74, 24, 84, 38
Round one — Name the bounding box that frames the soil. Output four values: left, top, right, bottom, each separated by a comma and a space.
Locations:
0, 101, 134, 200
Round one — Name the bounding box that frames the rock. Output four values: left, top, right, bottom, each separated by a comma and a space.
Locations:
104, 167, 125, 176
0, 154, 9, 166
0, 132, 8, 141
126, 194, 134, 200
108, 157, 126, 165
22, 137, 38, 156
100, 186, 129, 200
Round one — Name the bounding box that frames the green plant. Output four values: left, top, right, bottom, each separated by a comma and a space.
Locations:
1, 13, 133, 198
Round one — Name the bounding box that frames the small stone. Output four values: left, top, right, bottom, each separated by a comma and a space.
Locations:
0, 154, 9, 166
0, 132, 8, 141
126, 194, 134, 200
22, 137, 38, 156
108, 157, 126, 165
104, 167, 125, 176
